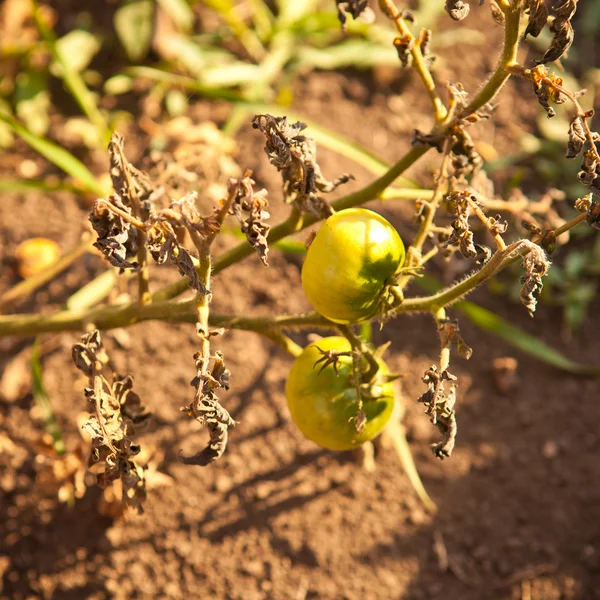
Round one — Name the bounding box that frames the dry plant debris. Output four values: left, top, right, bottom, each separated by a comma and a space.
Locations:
72, 330, 150, 513
252, 114, 354, 217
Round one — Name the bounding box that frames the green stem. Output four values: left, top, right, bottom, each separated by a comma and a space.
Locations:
460, 1, 522, 121
263, 330, 303, 357
0, 299, 332, 338
337, 324, 380, 383
0, 213, 586, 340
393, 211, 585, 315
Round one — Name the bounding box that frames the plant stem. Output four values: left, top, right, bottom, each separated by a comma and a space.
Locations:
434, 307, 450, 372
0, 213, 586, 340
1, 2, 527, 341
0, 300, 331, 337
153, 206, 304, 302
337, 324, 380, 383
150, 4, 523, 304
263, 330, 303, 357
460, 1, 522, 121
392, 212, 586, 314
130, 4, 523, 306
379, 0, 447, 122
466, 195, 507, 250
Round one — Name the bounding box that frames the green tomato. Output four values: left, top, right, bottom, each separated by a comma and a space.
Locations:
301, 208, 405, 324
285, 336, 395, 451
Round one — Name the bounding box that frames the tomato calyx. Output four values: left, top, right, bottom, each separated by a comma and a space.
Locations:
313, 347, 352, 375
316, 332, 402, 435
376, 264, 426, 321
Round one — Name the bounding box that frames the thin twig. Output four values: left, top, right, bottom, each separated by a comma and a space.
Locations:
465, 195, 507, 250
379, 0, 448, 122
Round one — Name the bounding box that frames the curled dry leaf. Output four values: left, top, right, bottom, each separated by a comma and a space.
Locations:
108, 132, 155, 208
394, 34, 413, 67
90, 196, 139, 270
539, 0, 578, 64
489, 1, 505, 25
145, 193, 214, 295
518, 240, 551, 317
335, 0, 372, 30
252, 114, 353, 217
443, 191, 491, 263
417, 365, 458, 459
72, 330, 150, 513
530, 65, 566, 118
524, 0, 548, 39
445, 0, 471, 21
179, 345, 235, 466
229, 171, 271, 266
438, 319, 473, 360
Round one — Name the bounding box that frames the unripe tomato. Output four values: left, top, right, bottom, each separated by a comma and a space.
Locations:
285, 336, 395, 450
15, 237, 61, 278
301, 208, 405, 324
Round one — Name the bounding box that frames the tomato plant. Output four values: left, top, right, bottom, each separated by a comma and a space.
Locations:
0, 0, 596, 515
285, 336, 395, 450
301, 208, 405, 324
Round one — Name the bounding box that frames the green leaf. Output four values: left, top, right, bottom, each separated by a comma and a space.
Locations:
296, 40, 398, 70
0, 99, 14, 148
33, 2, 110, 146
126, 66, 244, 100
14, 70, 51, 136
165, 89, 189, 116
54, 30, 102, 74
157, 0, 194, 31
104, 74, 134, 95
203, 62, 262, 88
114, 0, 155, 62
0, 179, 80, 193
416, 276, 600, 375
31, 339, 65, 455
66, 269, 118, 311
276, 0, 318, 26
0, 112, 104, 195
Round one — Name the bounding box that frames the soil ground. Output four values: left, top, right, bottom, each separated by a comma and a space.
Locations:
2, 4, 600, 600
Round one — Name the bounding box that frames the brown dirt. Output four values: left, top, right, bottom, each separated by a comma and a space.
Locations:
2, 5, 600, 600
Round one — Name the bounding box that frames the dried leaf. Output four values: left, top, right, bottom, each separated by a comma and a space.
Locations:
89, 197, 139, 270
335, 0, 370, 30
519, 241, 551, 317
524, 0, 548, 38
445, 0, 470, 21
229, 171, 271, 266
72, 330, 150, 513
252, 114, 353, 217
538, 0, 578, 64
417, 365, 458, 459
179, 347, 235, 466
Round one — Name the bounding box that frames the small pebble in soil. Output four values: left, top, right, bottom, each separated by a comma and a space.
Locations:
542, 440, 560, 459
